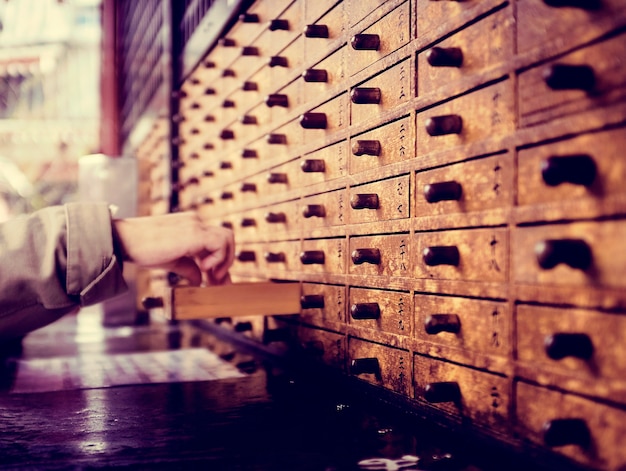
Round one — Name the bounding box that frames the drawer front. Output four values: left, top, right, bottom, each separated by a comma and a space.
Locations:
298, 325, 345, 371
297, 140, 349, 187
304, 0, 340, 24
350, 116, 412, 174
416, 80, 514, 157
517, 127, 626, 208
253, 159, 300, 196
351, 59, 411, 127
270, 36, 305, 89
304, 2, 346, 61
348, 233, 411, 277
258, 199, 302, 238
417, 8, 514, 96
512, 220, 626, 289
262, 239, 302, 274
300, 282, 346, 326
301, 93, 349, 140
517, 304, 626, 382
253, 1, 303, 58
301, 237, 346, 274
264, 118, 304, 162
302, 46, 346, 97
415, 153, 513, 217
415, 294, 510, 359
416, 0, 505, 37
269, 80, 303, 122
348, 175, 410, 224
348, 1, 410, 76
349, 287, 412, 337
516, 381, 626, 470
346, 0, 390, 27
414, 354, 510, 432
349, 337, 411, 395
232, 241, 265, 273
414, 228, 508, 282
300, 189, 347, 229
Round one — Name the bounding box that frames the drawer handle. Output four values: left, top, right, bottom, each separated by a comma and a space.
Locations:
221, 221, 232, 228
234, 321, 253, 332
265, 94, 289, 107
425, 115, 463, 136
269, 19, 289, 31
424, 181, 463, 203
241, 46, 259, 56
222, 69, 235, 77
304, 24, 329, 38
220, 191, 234, 200
242, 81, 258, 91
186, 177, 200, 186
301, 159, 326, 173
190, 128, 200, 135
544, 64, 595, 91
269, 55, 288, 68
265, 252, 286, 263
240, 182, 256, 192
240, 218, 256, 227
351, 248, 381, 265
535, 239, 592, 270
203, 197, 215, 204
544, 333, 594, 360
265, 212, 287, 223
300, 112, 327, 129
142, 296, 164, 309
350, 358, 381, 375
352, 140, 382, 156
300, 250, 326, 265
219, 37, 236, 47
242, 149, 258, 159
302, 204, 326, 218
543, 419, 591, 448
423, 246, 460, 266
302, 68, 328, 83
240, 13, 260, 23
267, 133, 287, 145
424, 314, 461, 335
350, 193, 380, 210
204, 60, 216, 69
424, 381, 461, 403
543, 0, 600, 9
351, 303, 381, 320
351, 87, 382, 104
222, 99, 235, 108
263, 328, 290, 344
267, 173, 288, 184
301, 294, 325, 309
220, 161, 233, 169
204, 87, 216, 95
204, 115, 215, 123
190, 102, 200, 109
237, 251, 257, 262
240, 115, 257, 125
541, 155, 597, 187
426, 47, 464, 68
351, 34, 380, 51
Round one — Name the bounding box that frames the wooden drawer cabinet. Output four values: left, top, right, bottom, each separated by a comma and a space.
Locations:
349, 337, 411, 395
348, 174, 410, 224
348, 233, 411, 277
349, 287, 412, 337
300, 282, 346, 327
300, 237, 346, 275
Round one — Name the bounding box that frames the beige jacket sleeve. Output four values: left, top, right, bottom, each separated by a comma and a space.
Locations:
0, 202, 128, 340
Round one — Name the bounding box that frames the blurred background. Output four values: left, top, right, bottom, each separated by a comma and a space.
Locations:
0, 0, 102, 221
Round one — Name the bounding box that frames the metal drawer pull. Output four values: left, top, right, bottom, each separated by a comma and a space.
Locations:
350, 303, 381, 320
269, 55, 288, 68
424, 181, 463, 203
425, 115, 463, 136
263, 328, 290, 344
535, 239, 592, 270
351, 193, 380, 210
542, 419, 591, 448
267, 133, 287, 145
300, 294, 325, 309
350, 358, 380, 375
541, 155, 596, 187
240, 182, 256, 192
242, 81, 258, 91
544, 333, 594, 360
302, 204, 326, 218
242, 149, 258, 158
300, 112, 327, 129
543, 0, 600, 10
265, 252, 286, 263
351, 248, 381, 265
267, 173, 288, 184
302, 68, 328, 82
240, 115, 257, 125
237, 251, 257, 262
301, 159, 326, 173
423, 246, 460, 266
240, 218, 256, 227
304, 24, 329, 38
424, 382, 461, 403
424, 314, 461, 335
265, 94, 289, 107
351, 34, 380, 50
265, 212, 287, 223
426, 47, 463, 67
351, 87, 382, 104
269, 19, 289, 31
352, 140, 381, 156
300, 250, 326, 265
544, 63, 595, 91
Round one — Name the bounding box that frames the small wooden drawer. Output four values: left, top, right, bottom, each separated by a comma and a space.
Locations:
414, 227, 508, 282
302, 46, 346, 97
519, 32, 626, 127
348, 174, 410, 224
414, 294, 510, 359
414, 354, 510, 433
300, 188, 347, 230
221, 2, 274, 46
517, 127, 626, 210
300, 282, 346, 326
516, 381, 626, 470
264, 118, 304, 162
349, 337, 411, 396
300, 237, 346, 274
348, 1, 410, 76
257, 158, 301, 195
232, 241, 265, 272
345, 0, 391, 27
416, 80, 514, 157
261, 239, 302, 274
228, 52, 266, 84
304, 2, 346, 62
348, 233, 411, 277
300, 93, 349, 140
252, 1, 303, 58
351, 59, 411, 127
517, 0, 626, 56
517, 304, 626, 383
270, 36, 305, 87
297, 325, 345, 371
417, 7, 513, 96
350, 116, 412, 174
416, 0, 505, 39
349, 287, 412, 337
304, 0, 340, 24
258, 199, 302, 238
512, 220, 626, 290
268, 79, 302, 122
415, 153, 513, 217
295, 140, 349, 187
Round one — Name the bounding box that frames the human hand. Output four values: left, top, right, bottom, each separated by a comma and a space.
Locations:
113, 211, 235, 286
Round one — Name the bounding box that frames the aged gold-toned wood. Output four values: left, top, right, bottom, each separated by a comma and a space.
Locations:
349, 287, 412, 337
